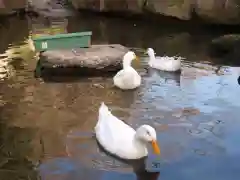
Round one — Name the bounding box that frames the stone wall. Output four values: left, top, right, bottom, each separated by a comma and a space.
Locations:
70, 0, 240, 24
1, 0, 240, 24
0, 0, 73, 17
0, 0, 27, 15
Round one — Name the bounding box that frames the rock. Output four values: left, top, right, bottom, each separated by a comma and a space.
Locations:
145, 0, 192, 20
70, 0, 191, 18
38, 44, 129, 76
210, 34, 240, 55
69, 0, 240, 24
194, 0, 240, 24
71, 0, 144, 13
29, 0, 75, 17
0, 0, 27, 16
209, 34, 240, 66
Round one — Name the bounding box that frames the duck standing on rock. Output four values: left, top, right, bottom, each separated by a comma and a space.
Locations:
113, 51, 141, 90
146, 48, 182, 72
95, 102, 161, 160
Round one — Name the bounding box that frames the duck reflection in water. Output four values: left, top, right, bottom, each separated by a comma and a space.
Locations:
136, 171, 160, 180
145, 68, 181, 86
96, 140, 161, 180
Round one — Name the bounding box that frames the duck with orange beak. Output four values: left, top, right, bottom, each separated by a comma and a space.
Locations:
95, 102, 161, 160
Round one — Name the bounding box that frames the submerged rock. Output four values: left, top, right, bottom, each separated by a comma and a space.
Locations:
210, 34, 240, 53
38, 44, 128, 76
209, 34, 240, 57
209, 34, 240, 65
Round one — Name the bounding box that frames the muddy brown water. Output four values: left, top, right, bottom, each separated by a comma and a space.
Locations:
0, 14, 240, 180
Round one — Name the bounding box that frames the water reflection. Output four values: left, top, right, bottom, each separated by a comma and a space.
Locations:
39, 130, 160, 180
39, 157, 159, 180
0, 124, 40, 180
0, 59, 8, 78
146, 69, 181, 86
0, 17, 36, 79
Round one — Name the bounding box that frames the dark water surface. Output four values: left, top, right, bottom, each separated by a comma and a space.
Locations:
0, 14, 240, 180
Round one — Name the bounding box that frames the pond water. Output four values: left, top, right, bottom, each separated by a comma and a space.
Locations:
0, 13, 240, 180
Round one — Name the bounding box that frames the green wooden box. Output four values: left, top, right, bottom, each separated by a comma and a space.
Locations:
32, 31, 92, 51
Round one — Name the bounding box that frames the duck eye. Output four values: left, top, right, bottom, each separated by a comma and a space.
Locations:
146, 131, 150, 135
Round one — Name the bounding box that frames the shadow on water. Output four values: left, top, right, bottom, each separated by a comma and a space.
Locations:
1, 12, 240, 180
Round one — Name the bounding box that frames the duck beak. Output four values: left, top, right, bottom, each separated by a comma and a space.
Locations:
151, 140, 160, 155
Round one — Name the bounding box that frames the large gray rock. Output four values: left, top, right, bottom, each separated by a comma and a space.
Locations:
70, 0, 240, 24
38, 44, 129, 75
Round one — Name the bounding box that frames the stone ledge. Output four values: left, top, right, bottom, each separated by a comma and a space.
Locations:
37, 44, 129, 76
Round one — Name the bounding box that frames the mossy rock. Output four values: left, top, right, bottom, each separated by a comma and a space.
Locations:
210, 34, 240, 54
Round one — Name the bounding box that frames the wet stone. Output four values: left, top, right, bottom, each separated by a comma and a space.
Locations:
37, 44, 129, 76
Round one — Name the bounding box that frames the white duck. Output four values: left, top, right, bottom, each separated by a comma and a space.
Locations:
146, 48, 182, 72
113, 51, 141, 90
95, 102, 160, 160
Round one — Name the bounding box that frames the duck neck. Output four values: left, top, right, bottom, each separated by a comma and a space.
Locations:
149, 53, 156, 63
133, 134, 148, 155
123, 57, 133, 69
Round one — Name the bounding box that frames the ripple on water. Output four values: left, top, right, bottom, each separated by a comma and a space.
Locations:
188, 128, 203, 135
38, 131, 135, 180
65, 130, 133, 173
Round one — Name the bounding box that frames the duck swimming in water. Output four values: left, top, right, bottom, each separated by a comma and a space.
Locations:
95, 102, 161, 160
146, 48, 182, 72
